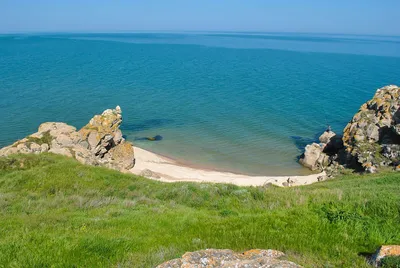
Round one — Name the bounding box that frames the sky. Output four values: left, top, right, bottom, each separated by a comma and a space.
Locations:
0, 0, 399, 35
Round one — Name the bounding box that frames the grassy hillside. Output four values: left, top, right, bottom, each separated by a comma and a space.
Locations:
0, 154, 399, 267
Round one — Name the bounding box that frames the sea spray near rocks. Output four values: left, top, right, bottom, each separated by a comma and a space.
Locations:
0, 106, 135, 172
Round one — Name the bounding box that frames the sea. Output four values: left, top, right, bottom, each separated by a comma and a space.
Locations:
0, 32, 399, 175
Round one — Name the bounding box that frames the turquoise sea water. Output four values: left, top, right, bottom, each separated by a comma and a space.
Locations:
0, 33, 399, 175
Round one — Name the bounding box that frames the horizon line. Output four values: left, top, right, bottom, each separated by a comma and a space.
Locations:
1, 30, 399, 38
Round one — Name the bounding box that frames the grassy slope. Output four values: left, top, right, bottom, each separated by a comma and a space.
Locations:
0, 154, 399, 267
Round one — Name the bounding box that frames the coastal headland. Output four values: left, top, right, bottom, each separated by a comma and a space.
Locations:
1, 84, 399, 187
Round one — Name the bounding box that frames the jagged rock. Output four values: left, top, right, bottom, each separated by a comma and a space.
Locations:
70, 146, 99, 166
343, 85, 400, 171
300, 130, 343, 172
79, 107, 124, 156
156, 249, 301, 268
0, 106, 135, 172
319, 130, 336, 143
382, 144, 400, 164
107, 142, 135, 171
300, 85, 400, 174
299, 143, 328, 171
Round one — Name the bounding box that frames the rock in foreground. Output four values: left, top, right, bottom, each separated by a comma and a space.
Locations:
156, 249, 301, 268
0, 106, 135, 172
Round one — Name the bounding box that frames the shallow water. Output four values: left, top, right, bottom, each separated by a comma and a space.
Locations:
0, 32, 399, 175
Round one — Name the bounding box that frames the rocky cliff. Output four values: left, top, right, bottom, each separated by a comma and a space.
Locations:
0, 106, 135, 172
300, 85, 400, 174
343, 85, 400, 172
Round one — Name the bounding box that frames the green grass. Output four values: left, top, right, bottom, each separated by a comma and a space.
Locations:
26, 130, 53, 146
381, 256, 400, 268
0, 154, 399, 267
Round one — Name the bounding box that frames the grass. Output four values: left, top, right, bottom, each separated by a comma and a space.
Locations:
26, 130, 53, 146
381, 256, 400, 268
0, 153, 399, 267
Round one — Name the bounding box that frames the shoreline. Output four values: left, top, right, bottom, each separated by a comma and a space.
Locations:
130, 146, 325, 187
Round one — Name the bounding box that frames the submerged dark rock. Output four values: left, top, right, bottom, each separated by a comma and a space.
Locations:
146, 135, 163, 141
134, 135, 163, 141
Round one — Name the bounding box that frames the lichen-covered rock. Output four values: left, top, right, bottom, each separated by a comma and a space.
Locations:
343, 85, 400, 171
0, 106, 135, 172
79, 106, 123, 155
371, 245, 400, 267
107, 142, 135, 171
157, 249, 301, 268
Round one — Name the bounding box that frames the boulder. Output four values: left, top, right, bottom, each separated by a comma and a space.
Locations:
79, 106, 124, 156
300, 85, 400, 174
146, 135, 163, 141
139, 168, 161, 179
0, 106, 135, 173
382, 144, 400, 164
371, 245, 400, 267
156, 249, 301, 268
343, 85, 400, 171
300, 130, 344, 172
108, 142, 135, 171
299, 143, 328, 171
319, 130, 336, 143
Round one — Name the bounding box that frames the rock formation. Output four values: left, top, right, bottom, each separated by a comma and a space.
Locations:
299, 130, 344, 173
300, 85, 400, 174
0, 106, 135, 172
343, 85, 400, 172
156, 249, 301, 268
371, 245, 400, 267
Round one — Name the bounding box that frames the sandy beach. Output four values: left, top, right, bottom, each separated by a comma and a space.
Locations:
130, 146, 325, 187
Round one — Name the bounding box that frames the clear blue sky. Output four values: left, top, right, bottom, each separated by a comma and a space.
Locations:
1, 0, 399, 35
